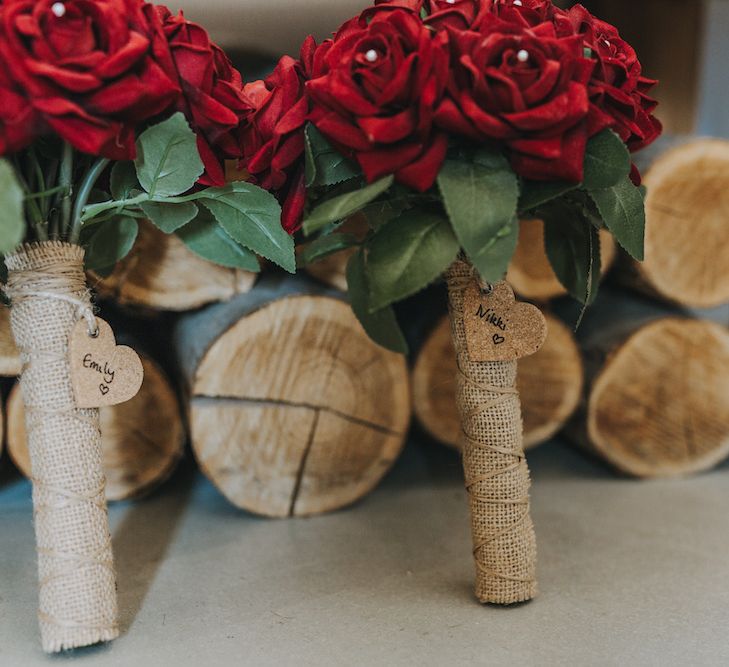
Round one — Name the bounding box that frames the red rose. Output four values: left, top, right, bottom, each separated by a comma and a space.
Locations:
240, 39, 316, 232
307, 10, 450, 192
145, 6, 250, 186
488, 0, 564, 29
0, 60, 39, 155
563, 4, 661, 153
0, 0, 179, 160
361, 1, 483, 30
435, 16, 604, 182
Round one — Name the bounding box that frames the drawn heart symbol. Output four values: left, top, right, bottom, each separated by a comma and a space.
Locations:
69, 318, 144, 409
464, 281, 547, 362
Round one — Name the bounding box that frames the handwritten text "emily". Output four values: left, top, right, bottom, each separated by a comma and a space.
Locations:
82, 354, 116, 385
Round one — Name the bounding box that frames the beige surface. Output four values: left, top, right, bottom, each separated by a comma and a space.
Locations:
2, 439, 729, 665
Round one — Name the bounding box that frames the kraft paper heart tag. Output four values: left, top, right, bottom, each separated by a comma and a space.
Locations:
69, 317, 144, 409
463, 281, 547, 362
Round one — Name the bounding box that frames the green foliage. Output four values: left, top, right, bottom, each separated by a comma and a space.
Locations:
519, 180, 578, 213
199, 182, 294, 273
305, 124, 359, 188
366, 208, 459, 310
140, 200, 198, 233
298, 232, 359, 267
437, 151, 519, 281
588, 176, 646, 261
176, 207, 260, 272
583, 129, 631, 190
82, 216, 138, 272
346, 250, 408, 354
542, 203, 601, 305
110, 161, 139, 200
0, 159, 25, 254
303, 176, 394, 235
468, 218, 520, 284
135, 113, 204, 197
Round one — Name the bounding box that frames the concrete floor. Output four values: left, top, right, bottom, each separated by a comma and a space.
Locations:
2, 438, 729, 666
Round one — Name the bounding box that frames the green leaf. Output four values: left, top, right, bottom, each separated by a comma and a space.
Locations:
346, 250, 408, 354
366, 208, 460, 310
519, 180, 578, 213
543, 204, 601, 305
110, 161, 139, 200
141, 200, 198, 233
198, 181, 294, 273
305, 124, 359, 188
588, 176, 645, 261
437, 154, 518, 274
135, 112, 204, 197
176, 207, 260, 272
82, 216, 138, 271
0, 160, 25, 254
298, 233, 359, 267
361, 196, 414, 230
469, 219, 520, 284
583, 129, 631, 190
303, 176, 394, 235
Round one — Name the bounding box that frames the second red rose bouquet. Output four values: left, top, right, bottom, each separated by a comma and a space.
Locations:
240, 0, 661, 606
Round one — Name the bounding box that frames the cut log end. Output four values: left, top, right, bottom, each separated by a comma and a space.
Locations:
413, 310, 583, 450
92, 220, 257, 311
0, 307, 21, 377
639, 139, 729, 309
588, 318, 729, 478
507, 219, 616, 302
188, 295, 411, 518
6, 355, 184, 500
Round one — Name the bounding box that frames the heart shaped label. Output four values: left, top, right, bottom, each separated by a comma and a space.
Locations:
69, 317, 144, 409
463, 281, 547, 362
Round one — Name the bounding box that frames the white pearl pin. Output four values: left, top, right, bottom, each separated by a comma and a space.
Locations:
517, 49, 529, 63
365, 49, 378, 63
51, 2, 66, 18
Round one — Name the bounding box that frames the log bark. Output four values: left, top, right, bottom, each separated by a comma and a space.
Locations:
92, 219, 257, 311
506, 219, 616, 302
413, 310, 583, 450
173, 273, 411, 518
564, 288, 729, 478
621, 138, 729, 309
6, 353, 184, 501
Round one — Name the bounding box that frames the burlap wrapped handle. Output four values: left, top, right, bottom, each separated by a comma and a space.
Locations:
5, 242, 118, 652
445, 260, 537, 604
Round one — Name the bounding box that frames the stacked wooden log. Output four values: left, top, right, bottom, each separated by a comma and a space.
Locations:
172, 274, 411, 517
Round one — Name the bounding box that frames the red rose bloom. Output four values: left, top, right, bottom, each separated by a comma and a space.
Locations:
488, 0, 565, 29
0, 0, 179, 160
307, 10, 450, 192
240, 38, 318, 233
361, 0, 484, 30
0, 59, 39, 155
144, 6, 250, 186
563, 4, 661, 153
436, 16, 605, 181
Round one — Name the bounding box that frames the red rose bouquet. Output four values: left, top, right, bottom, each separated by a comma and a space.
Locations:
0, 0, 295, 653
241, 0, 660, 606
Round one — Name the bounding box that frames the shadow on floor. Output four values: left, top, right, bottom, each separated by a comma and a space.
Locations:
112, 460, 196, 636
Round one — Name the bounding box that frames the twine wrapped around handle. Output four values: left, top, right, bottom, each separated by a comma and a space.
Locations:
445, 259, 537, 604
5, 241, 118, 652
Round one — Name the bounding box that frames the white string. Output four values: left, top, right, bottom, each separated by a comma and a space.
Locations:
18, 290, 98, 336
